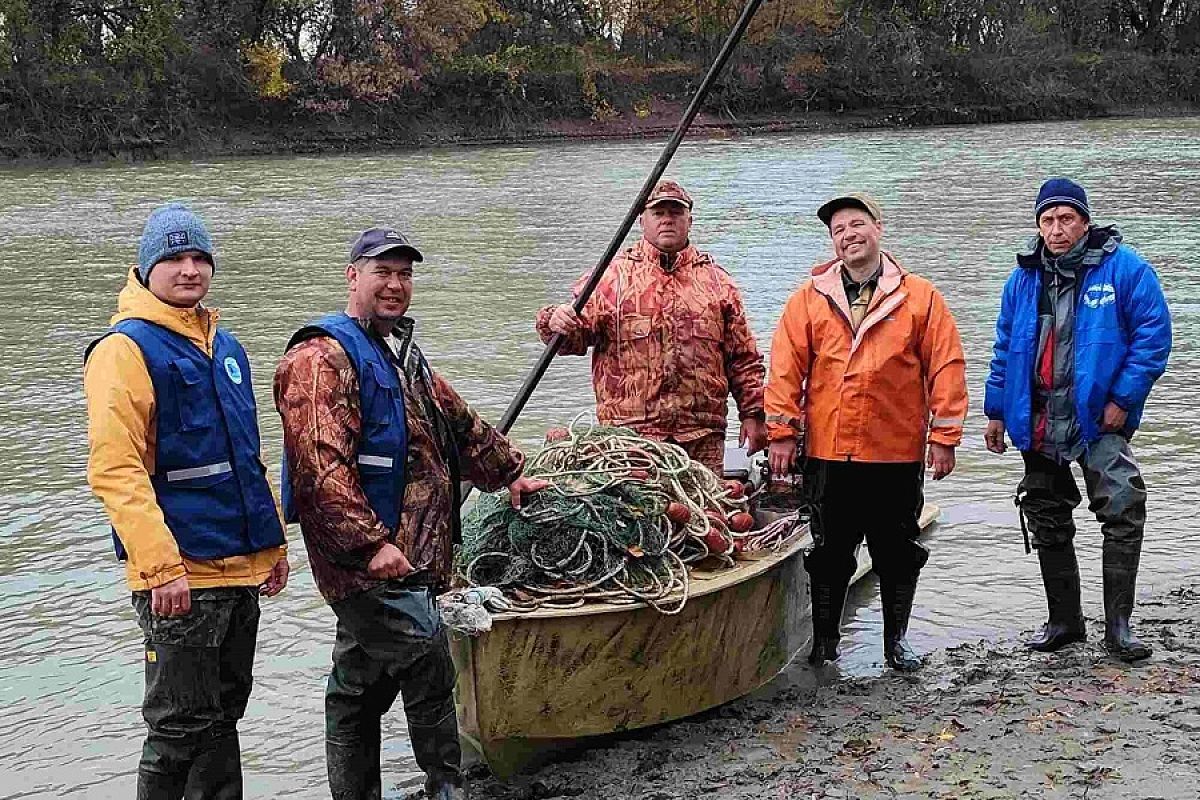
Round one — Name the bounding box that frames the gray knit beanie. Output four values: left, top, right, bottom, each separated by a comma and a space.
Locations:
137, 203, 215, 282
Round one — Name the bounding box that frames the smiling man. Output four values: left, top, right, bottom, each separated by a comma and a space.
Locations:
274, 227, 545, 800
536, 179, 767, 474
766, 192, 967, 672
84, 202, 289, 798
985, 178, 1171, 663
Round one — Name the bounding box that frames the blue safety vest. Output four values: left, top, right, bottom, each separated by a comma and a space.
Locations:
281, 313, 409, 533
86, 320, 285, 561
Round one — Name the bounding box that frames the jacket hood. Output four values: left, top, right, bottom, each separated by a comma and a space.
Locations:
111, 267, 219, 353
1017, 225, 1123, 269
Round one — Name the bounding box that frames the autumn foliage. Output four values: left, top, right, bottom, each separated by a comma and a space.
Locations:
0, 0, 1197, 158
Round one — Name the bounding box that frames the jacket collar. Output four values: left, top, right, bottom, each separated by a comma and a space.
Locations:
111, 267, 218, 354
811, 251, 905, 318
633, 237, 700, 272
1017, 225, 1123, 270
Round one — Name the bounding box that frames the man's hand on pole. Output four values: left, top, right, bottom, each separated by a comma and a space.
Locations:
547, 304, 582, 336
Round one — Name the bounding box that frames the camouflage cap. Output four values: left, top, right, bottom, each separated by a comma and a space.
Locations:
817, 192, 883, 227
644, 180, 693, 210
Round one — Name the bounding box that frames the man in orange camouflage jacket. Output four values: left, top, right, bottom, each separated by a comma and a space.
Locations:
767, 192, 967, 673
536, 180, 767, 473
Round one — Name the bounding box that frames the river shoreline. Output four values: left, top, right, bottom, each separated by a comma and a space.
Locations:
2, 103, 1197, 168
459, 585, 1200, 800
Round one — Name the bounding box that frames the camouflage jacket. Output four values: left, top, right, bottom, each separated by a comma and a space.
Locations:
274, 319, 524, 603
536, 238, 765, 439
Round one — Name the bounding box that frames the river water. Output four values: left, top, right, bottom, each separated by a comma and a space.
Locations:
1, 117, 1197, 798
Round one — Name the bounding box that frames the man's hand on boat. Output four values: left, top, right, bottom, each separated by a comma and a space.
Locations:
926, 442, 956, 481
739, 416, 768, 455
547, 304, 583, 335
509, 475, 550, 509
367, 543, 414, 580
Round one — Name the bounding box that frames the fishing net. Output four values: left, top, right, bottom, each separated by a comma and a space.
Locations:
457, 417, 790, 615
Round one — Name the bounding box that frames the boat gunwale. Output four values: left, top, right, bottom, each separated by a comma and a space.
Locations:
475, 504, 939, 623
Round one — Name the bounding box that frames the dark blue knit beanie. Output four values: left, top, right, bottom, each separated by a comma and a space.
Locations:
137, 202, 215, 282
1034, 178, 1090, 222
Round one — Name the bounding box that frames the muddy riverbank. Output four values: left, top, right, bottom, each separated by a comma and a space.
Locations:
3, 103, 1196, 166
461, 585, 1200, 799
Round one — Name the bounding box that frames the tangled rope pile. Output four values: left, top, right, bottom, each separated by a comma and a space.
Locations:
456, 418, 798, 615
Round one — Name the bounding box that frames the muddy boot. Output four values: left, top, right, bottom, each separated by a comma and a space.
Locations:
1026, 542, 1087, 652
326, 738, 382, 800
425, 782, 465, 800
881, 578, 923, 672
807, 578, 848, 666
411, 709, 463, 796
1103, 544, 1152, 662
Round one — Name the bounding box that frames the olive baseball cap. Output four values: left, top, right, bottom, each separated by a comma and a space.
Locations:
817, 192, 883, 227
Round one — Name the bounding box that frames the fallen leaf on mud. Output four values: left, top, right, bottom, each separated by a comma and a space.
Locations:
840, 737, 878, 757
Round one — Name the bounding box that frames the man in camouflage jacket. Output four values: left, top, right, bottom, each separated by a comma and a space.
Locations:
275, 227, 545, 800
536, 180, 767, 473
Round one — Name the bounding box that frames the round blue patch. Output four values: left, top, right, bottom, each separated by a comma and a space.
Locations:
224, 357, 243, 385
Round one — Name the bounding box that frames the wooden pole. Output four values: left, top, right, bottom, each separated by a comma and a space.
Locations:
494, 0, 765, 436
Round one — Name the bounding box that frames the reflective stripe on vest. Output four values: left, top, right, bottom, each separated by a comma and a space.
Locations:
166, 461, 233, 482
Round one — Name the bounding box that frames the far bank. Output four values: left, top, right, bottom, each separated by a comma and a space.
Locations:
2, 103, 1198, 168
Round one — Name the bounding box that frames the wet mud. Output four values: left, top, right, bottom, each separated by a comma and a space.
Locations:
459, 585, 1200, 799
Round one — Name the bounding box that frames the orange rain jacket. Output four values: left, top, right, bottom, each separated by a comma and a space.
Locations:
766, 253, 967, 463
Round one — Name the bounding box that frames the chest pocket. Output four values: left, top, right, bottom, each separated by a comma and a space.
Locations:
618, 315, 655, 346
690, 317, 723, 343
362, 362, 402, 432
168, 359, 219, 431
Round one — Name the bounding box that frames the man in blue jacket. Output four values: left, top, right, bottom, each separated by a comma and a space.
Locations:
984, 178, 1171, 663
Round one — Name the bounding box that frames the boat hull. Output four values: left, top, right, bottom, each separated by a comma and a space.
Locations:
452, 504, 939, 777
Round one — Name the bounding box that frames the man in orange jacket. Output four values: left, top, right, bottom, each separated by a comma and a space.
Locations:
766, 193, 967, 671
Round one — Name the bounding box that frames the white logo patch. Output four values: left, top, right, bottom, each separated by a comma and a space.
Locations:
223, 357, 243, 385
1082, 282, 1116, 309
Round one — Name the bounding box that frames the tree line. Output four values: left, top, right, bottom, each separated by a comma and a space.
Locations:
1, 1, 1197, 159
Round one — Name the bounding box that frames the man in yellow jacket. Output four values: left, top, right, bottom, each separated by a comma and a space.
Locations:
85, 203, 289, 799
766, 193, 967, 672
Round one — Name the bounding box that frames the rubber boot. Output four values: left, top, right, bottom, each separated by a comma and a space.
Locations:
880, 578, 922, 672
1103, 544, 1152, 662
807, 578, 848, 666
183, 729, 242, 800
411, 709, 463, 798
426, 783, 465, 800
1026, 542, 1087, 652
326, 737, 382, 800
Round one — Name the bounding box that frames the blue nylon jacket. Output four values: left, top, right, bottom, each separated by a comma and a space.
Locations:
984, 231, 1171, 452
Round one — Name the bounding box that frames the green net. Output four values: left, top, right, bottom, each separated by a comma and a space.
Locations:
456, 420, 752, 614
